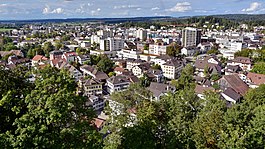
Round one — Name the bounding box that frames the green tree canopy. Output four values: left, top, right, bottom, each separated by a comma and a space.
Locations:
250, 62, 265, 74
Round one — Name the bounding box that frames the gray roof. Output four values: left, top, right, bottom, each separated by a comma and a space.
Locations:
223, 87, 241, 101
107, 75, 131, 84
148, 82, 175, 97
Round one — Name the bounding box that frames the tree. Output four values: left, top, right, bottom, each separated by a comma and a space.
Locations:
0, 67, 102, 148
234, 49, 252, 58
90, 55, 101, 65
166, 42, 181, 56
0, 66, 33, 148
207, 49, 220, 55
3, 42, 17, 51
151, 64, 161, 70
97, 55, 114, 73
175, 64, 195, 90
55, 41, 63, 50
139, 73, 151, 87
250, 62, 265, 74
108, 72, 116, 77
193, 93, 227, 148
43, 42, 54, 56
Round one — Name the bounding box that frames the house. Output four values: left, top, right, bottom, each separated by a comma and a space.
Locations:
194, 56, 222, 77
49, 50, 63, 60
197, 42, 212, 53
107, 75, 131, 94
126, 59, 146, 71
227, 57, 253, 71
131, 63, 151, 77
148, 42, 167, 56
80, 65, 109, 81
86, 95, 105, 111
194, 84, 215, 99
150, 54, 171, 66
146, 68, 164, 83
0, 50, 24, 58
93, 118, 105, 131
79, 78, 103, 96
50, 58, 67, 68
221, 87, 241, 104
114, 67, 126, 75
32, 55, 48, 67
76, 54, 90, 65
246, 72, 265, 88
148, 82, 176, 101
66, 65, 83, 81
224, 65, 241, 75
114, 59, 126, 68
161, 58, 184, 79
218, 74, 249, 96
181, 46, 199, 56
62, 51, 77, 63
7, 56, 30, 65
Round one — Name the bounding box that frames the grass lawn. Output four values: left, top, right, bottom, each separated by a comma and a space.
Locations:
0, 28, 14, 32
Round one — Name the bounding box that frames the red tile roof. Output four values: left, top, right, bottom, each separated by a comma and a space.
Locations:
247, 72, 265, 85
32, 55, 48, 61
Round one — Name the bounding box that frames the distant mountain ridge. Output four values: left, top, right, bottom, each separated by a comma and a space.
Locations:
1, 14, 265, 24
0, 16, 171, 24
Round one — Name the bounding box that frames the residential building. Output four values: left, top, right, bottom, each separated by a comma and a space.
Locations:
100, 37, 124, 51
107, 75, 131, 94
218, 74, 249, 96
182, 27, 201, 47
80, 78, 103, 96
227, 57, 253, 71
131, 63, 151, 77
181, 46, 199, 56
194, 56, 222, 77
49, 50, 63, 60
136, 29, 147, 41
62, 52, 77, 63
32, 55, 48, 67
195, 85, 215, 99
149, 43, 167, 56
148, 82, 176, 101
86, 95, 105, 111
246, 72, 265, 88
161, 58, 184, 79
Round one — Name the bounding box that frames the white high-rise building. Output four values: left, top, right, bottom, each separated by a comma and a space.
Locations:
100, 38, 124, 51
182, 27, 201, 47
136, 29, 147, 41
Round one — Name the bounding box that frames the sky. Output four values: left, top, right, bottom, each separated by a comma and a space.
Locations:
0, 0, 264, 20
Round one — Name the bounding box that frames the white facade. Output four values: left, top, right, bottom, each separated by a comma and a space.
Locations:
149, 44, 167, 55
182, 27, 201, 47
117, 49, 141, 59
136, 29, 147, 41
161, 63, 183, 80
100, 38, 124, 51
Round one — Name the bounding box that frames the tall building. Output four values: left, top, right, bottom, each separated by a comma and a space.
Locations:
182, 27, 201, 47
136, 29, 147, 41
100, 38, 124, 51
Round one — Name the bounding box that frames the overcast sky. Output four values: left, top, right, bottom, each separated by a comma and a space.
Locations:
0, 0, 264, 20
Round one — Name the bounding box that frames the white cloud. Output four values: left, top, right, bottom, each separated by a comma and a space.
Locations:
242, 2, 261, 12
43, 5, 64, 14
166, 2, 192, 12
113, 5, 139, 9
91, 8, 101, 16
151, 7, 160, 11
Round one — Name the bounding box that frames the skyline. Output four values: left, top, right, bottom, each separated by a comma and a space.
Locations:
0, 0, 265, 20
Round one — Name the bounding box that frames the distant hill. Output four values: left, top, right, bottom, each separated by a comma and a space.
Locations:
0, 16, 171, 24
211, 14, 265, 22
